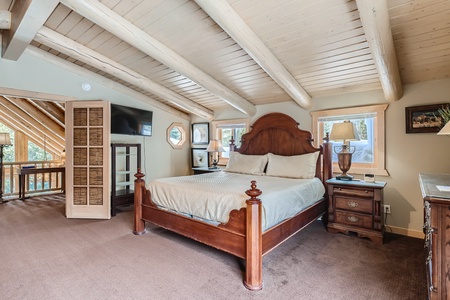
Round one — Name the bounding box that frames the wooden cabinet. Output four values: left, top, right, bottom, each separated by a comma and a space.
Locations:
111, 143, 141, 216
326, 178, 386, 244
419, 173, 450, 300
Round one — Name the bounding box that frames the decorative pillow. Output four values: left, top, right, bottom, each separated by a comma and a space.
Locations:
266, 152, 319, 179
224, 152, 268, 175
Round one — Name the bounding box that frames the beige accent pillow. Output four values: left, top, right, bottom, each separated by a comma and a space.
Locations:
224, 152, 268, 175
266, 152, 319, 179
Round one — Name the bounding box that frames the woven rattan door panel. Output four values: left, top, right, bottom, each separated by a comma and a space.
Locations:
66, 101, 111, 219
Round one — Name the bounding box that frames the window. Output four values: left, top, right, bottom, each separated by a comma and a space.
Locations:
28, 141, 53, 161
166, 122, 187, 149
211, 118, 250, 166
310, 104, 388, 176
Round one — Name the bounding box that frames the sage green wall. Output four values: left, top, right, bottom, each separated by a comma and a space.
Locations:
0, 52, 191, 182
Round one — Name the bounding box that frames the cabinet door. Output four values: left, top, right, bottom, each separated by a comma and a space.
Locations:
65, 100, 111, 219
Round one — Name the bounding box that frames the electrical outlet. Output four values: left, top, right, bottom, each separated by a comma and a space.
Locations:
383, 205, 391, 214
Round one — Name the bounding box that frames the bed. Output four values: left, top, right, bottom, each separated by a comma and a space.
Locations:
133, 112, 333, 290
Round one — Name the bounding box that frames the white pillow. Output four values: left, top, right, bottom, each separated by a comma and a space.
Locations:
224, 152, 268, 175
266, 152, 319, 179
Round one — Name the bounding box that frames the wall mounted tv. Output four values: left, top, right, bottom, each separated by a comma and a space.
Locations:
110, 104, 153, 136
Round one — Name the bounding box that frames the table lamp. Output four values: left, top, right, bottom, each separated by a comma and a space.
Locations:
0, 133, 12, 203
329, 121, 360, 180
206, 139, 225, 169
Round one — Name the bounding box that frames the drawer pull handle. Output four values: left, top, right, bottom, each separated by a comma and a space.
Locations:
348, 216, 359, 223
348, 201, 358, 208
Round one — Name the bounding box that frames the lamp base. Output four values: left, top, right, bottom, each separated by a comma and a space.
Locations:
336, 174, 354, 181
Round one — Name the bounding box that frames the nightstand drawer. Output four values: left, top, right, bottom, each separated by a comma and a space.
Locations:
335, 210, 373, 229
335, 196, 373, 214
333, 186, 374, 198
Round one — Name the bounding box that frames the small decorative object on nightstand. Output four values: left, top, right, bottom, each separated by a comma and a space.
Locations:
326, 178, 386, 244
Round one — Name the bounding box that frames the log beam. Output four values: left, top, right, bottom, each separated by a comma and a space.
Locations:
25, 46, 190, 121
60, 0, 256, 116
35, 27, 214, 120
195, 0, 313, 110
356, 0, 403, 101
0, 10, 11, 30
2, 0, 59, 60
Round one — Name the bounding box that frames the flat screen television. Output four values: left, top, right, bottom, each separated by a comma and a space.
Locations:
110, 104, 153, 136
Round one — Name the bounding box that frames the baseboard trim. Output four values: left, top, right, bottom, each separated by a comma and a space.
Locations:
386, 225, 424, 239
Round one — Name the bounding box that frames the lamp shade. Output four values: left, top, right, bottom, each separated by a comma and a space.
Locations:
206, 139, 225, 152
437, 122, 450, 135
329, 121, 360, 142
0, 133, 11, 146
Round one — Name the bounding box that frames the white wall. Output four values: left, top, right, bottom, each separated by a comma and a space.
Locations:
0, 52, 191, 182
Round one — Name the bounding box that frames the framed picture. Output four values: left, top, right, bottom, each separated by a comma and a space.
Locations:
191, 148, 209, 168
406, 103, 449, 133
192, 123, 209, 145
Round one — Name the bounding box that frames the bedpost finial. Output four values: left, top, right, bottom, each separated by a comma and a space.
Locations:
246, 180, 262, 201
324, 132, 330, 142
135, 168, 145, 180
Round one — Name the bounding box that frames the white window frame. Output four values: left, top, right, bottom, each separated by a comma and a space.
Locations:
166, 122, 187, 149
310, 104, 389, 177
211, 118, 250, 166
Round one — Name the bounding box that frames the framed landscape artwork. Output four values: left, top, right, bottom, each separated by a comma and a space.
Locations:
405, 103, 449, 133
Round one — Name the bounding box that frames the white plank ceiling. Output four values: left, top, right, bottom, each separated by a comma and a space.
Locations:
1, 0, 450, 119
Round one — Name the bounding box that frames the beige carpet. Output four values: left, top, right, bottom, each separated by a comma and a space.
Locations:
0, 194, 426, 300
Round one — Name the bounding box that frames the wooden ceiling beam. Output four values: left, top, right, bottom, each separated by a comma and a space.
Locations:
0, 96, 64, 151
194, 0, 313, 110
60, 0, 256, 117
0, 110, 61, 157
6, 96, 65, 140
26, 98, 65, 128
35, 27, 214, 120
25, 45, 190, 121
0, 10, 11, 30
356, 0, 403, 101
2, 0, 59, 60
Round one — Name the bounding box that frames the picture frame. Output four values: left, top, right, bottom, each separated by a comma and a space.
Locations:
191, 148, 209, 168
192, 123, 209, 145
405, 103, 449, 133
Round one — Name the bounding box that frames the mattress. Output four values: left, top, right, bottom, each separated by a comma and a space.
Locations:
147, 171, 325, 231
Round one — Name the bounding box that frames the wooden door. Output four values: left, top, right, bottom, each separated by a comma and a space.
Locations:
65, 100, 111, 219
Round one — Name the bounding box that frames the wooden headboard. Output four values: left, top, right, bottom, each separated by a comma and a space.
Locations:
230, 113, 332, 182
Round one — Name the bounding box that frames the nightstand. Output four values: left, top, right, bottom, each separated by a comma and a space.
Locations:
326, 178, 386, 244
192, 167, 223, 175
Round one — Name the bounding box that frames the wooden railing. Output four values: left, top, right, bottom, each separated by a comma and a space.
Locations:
2, 160, 64, 198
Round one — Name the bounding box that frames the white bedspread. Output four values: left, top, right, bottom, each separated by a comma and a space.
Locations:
147, 171, 325, 231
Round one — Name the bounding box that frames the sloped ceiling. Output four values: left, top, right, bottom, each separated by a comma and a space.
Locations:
1, 0, 450, 121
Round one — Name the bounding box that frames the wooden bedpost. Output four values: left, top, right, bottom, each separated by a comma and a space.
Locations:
322, 133, 333, 183
133, 168, 146, 235
244, 181, 263, 291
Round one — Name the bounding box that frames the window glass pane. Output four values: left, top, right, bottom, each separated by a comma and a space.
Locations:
28, 141, 53, 161
220, 127, 246, 158
323, 117, 375, 164
0, 123, 14, 162
170, 127, 182, 145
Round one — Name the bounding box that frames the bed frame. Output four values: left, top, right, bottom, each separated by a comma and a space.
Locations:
133, 112, 332, 290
